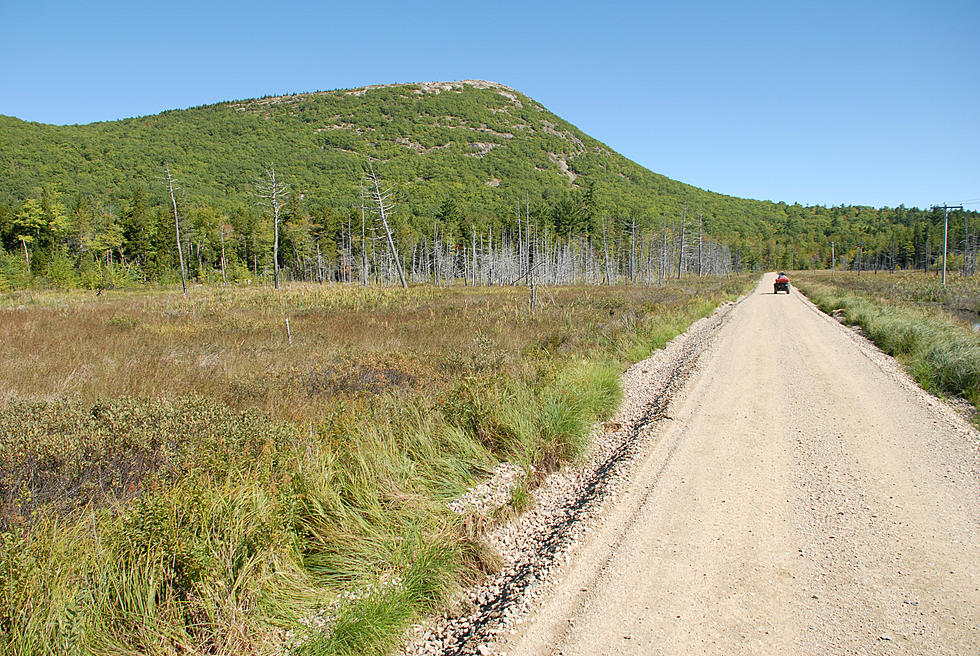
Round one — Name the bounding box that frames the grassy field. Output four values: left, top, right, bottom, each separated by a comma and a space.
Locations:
794, 271, 980, 422
0, 277, 750, 655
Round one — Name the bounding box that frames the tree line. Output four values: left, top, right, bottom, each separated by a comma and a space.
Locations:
0, 163, 739, 291
0, 161, 976, 292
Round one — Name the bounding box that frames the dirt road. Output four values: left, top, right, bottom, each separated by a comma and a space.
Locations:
496, 274, 980, 655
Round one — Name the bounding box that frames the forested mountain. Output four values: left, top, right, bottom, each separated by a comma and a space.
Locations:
0, 80, 976, 288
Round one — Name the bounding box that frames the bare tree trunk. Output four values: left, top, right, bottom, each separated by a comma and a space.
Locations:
343, 213, 350, 283
697, 213, 703, 277
488, 226, 494, 285
516, 204, 523, 283
661, 212, 668, 285
432, 218, 440, 287
677, 204, 687, 279
525, 195, 531, 284
963, 213, 972, 276
164, 162, 188, 294
255, 165, 289, 290
366, 164, 407, 288
602, 217, 610, 284
360, 185, 369, 286
220, 225, 227, 285
629, 213, 637, 283
316, 241, 323, 283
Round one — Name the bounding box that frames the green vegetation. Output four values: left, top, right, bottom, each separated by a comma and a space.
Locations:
0, 276, 751, 654
795, 271, 980, 421
2, 80, 976, 289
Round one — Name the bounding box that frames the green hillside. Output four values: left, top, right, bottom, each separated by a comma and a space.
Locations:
0, 80, 975, 285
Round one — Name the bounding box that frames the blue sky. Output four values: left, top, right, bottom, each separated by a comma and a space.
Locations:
1, 0, 977, 210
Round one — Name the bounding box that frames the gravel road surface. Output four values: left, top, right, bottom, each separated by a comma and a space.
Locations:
492, 274, 980, 655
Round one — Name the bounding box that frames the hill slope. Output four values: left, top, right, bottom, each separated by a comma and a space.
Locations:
0, 80, 771, 233
0, 80, 970, 276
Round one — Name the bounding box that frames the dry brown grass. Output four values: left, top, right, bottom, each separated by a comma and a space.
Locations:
0, 282, 725, 423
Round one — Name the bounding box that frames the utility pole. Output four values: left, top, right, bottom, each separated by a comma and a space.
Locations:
932, 204, 963, 286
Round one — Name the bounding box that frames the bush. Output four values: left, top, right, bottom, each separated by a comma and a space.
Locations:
0, 251, 31, 289
77, 259, 142, 290
41, 251, 80, 290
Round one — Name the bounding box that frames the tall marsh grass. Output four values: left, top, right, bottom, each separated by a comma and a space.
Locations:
0, 278, 750, 654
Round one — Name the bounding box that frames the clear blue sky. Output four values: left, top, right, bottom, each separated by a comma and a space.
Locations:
1, 0, 977, 210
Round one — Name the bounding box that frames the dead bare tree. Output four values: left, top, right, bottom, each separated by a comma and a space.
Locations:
219, 221, 230, 285
255, 165, 289, 289
163, 162, 188, 295
629, 212, 637, 283
596, 217, 608, 284
359, 183, 370, 286
697, 212, 704, 277
677, 203, 687, 279
524, 194, 531, 284
471, 224, 478, 286
366, 163, 408, 288
315, 241, 323, 283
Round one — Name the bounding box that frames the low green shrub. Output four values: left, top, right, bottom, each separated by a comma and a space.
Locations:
916, 334, 980, 397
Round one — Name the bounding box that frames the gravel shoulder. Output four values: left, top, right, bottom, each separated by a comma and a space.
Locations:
405, 274, 980, 656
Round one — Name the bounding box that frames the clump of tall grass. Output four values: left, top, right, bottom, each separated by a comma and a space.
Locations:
915, 334, 980, 404
0, 404, 474, 655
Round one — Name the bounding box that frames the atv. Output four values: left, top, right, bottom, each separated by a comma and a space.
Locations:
774, 274, 790, 294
